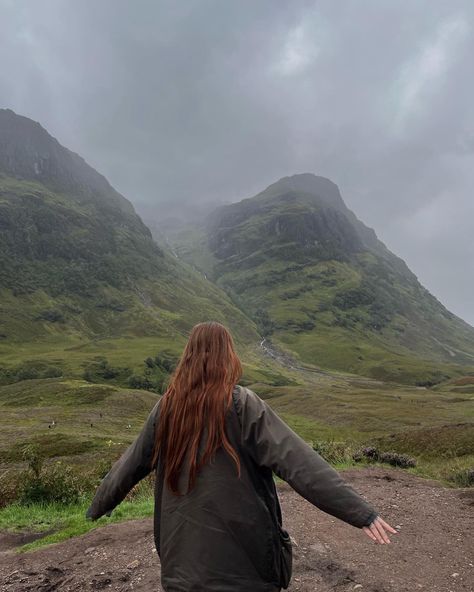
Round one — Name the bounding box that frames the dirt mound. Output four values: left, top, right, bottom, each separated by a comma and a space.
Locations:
1, 468, 472, 591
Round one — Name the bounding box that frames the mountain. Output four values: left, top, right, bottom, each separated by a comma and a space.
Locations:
0, 109, 260, 379
162, 173, 474, 384
0, 109, 165, 298
1, 113, 472, 487
2, 108, 472, 386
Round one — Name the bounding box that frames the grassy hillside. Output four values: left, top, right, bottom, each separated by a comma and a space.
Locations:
0, 110, 262, 386
0, 379, 160, 468
162, 174, 474, 384
0, 172, 258, 346
1, 372, 472, 496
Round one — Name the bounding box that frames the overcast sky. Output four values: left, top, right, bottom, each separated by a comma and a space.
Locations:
1, 0, 473, 325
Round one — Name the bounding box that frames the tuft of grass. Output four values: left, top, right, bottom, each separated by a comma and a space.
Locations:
312, 440, 356, 465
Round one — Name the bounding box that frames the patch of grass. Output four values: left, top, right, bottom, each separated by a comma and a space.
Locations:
276, 327, 469, 385
0, 496, 155, 552
451, 376, 474, 386
447, 466, 474, 487
0, 379, 118, 408
4, 434, 104, 462
312, 440, 356, 465
374, 423, 474, 459
0, 378, 161, 472
413, 454, 474, 485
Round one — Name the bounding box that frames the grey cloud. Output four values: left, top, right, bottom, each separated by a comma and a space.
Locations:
0, 0, 473, 324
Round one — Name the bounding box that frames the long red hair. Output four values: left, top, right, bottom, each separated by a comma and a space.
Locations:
152, 321, 242, 493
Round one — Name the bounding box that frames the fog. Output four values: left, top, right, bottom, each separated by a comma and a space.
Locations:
1, 0, 473, 324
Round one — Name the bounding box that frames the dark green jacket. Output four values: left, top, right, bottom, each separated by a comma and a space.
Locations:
87, 385, 377, 592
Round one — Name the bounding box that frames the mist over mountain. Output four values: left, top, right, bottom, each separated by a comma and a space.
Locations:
1, 109, 473, 385
0, 109, 135, 217
163, 173, 474, 383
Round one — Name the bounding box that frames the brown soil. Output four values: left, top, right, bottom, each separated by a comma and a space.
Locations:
1, 467, 473, 591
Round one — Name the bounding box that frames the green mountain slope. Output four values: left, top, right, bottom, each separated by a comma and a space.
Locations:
0, 109, 260, 378
164, 174, 474, 384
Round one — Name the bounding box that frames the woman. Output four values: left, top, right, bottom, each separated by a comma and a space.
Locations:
87, 321, 396, 591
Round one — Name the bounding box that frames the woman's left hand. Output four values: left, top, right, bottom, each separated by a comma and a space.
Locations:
363, 516, 397, 544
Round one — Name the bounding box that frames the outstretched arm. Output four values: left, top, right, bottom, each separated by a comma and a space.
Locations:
237, 387, 396, 541
86, 400, 160, 521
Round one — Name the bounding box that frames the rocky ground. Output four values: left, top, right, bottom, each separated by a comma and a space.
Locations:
1, 467, 473, 592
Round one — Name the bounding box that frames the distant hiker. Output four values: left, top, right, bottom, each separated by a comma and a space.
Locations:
87, 321, 396, 591
90, 423, 94, 428
100, 412, 103, 419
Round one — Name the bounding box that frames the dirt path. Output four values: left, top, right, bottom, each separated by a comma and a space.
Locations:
1, 468, 473, 592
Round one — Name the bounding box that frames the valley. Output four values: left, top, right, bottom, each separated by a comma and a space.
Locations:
0, 110, 472, 561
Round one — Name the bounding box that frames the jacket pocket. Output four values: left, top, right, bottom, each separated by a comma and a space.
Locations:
278, 526, 293, 589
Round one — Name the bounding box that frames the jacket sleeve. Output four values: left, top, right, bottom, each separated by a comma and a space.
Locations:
86, 399, 160, 520
237, 387, 377, 528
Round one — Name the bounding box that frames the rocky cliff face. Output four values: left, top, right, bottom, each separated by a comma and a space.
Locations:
206, 174, 406, 275
208, 184, 364, 264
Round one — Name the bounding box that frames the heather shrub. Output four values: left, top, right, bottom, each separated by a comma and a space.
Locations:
353, 446, 416, 468
16, 444, 86, 505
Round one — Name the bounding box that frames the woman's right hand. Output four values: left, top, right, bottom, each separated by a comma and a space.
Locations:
362, 516, 397, 544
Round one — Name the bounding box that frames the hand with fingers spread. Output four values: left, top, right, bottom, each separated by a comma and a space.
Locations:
362, 516, 397, 544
